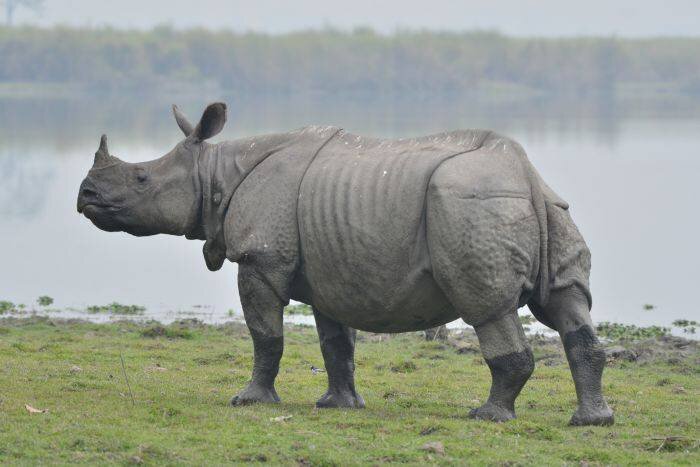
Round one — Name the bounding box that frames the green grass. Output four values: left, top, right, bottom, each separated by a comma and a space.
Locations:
0, 318, 697, 465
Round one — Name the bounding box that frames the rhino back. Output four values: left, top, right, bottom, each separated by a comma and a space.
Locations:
297, 129, 490, 330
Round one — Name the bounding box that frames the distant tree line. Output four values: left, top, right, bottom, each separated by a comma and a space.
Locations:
1, 26, 699, 98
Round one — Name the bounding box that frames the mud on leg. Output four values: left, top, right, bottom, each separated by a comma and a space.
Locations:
313, 308, 365, 408
470, 312, 534, 422
545, 286, 614, 426
231, 265, 284, 406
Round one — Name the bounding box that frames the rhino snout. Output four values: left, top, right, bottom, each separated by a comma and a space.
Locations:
77, 178, 106, 213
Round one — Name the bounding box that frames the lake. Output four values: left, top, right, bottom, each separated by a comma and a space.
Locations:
1, 95, 698, 328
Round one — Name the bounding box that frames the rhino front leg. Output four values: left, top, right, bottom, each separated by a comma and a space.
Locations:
470, 312, 534, 422
313, 308, 365, 409
545, 287, 614, 426
231, 265, 284, 406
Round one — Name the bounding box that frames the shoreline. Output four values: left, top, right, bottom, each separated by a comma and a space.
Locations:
1, 309, 698, 342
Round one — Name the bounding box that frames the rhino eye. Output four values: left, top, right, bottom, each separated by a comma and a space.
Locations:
136, 172, 149, 183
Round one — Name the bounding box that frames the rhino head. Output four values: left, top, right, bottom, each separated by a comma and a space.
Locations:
77, 102, 227, 239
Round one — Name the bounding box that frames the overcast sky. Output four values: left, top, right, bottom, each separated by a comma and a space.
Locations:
9, 0, 700, 37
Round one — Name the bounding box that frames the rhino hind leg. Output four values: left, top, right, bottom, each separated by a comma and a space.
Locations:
313, 308, 365, 409
231, 265, 284, 406
543, 286, 614, 426
470, 312, 534, 422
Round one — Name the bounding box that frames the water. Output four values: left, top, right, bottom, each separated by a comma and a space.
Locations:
1, 96, 698, 329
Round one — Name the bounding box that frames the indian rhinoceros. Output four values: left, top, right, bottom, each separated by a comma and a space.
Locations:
77, 102, 613, 425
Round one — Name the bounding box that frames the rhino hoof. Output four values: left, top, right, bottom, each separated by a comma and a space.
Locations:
316, 390, 365, 409
468, 402, 515, 422
230, 384, 280, 406
569, 404, 614, 426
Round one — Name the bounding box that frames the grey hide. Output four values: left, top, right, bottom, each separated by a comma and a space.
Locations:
77, 103, 613, 425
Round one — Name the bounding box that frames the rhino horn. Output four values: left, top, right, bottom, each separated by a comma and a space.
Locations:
98, 134, 109, 153
93, 134, 117, 167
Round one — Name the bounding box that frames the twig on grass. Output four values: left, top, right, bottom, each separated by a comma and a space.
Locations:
651, 436, 693, 453
120, 350, 136, 407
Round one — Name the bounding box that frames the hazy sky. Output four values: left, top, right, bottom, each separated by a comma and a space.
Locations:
11, 0, 700, 36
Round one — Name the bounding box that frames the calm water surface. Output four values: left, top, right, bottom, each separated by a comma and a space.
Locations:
1, 97, 698, 328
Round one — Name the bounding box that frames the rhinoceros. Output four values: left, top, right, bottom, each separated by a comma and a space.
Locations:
77, 102, 613, 425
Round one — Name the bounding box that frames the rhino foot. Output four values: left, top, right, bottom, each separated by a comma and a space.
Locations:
468, 402, 516, 422
316, 389, 365, 409
569, 403, 614, 426
230, 383, 280, 406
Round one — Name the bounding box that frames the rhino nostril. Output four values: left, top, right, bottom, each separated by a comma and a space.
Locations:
81, 188, 99, 200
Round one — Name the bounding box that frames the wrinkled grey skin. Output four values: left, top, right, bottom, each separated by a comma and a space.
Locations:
77, 103, 613, 425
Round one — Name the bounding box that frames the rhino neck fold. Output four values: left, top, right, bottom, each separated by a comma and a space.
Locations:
192, 133, 302, 271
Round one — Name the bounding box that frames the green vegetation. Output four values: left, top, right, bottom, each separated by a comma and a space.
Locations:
284, 303, 313, 316
673, 320, 699, 327
0, 317, 697, 464
1, 26, 699, 100
596, 322, 670, 340
36, 295, 54, 307
140, 322, 195, 340
0, 301, 28, 314
673, 320, 698, 334
86, 303, 146, 315
519, 314, 535, 325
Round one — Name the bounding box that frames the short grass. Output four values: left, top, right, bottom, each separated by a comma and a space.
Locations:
0, 318, 697, 465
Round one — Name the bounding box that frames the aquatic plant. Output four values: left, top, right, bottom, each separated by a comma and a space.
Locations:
36, 295, 54, 307
596, 322, 669, 340
86, 302, 146, 315
672, 319, 698, 334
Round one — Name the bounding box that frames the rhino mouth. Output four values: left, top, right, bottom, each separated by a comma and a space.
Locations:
77, 184, 123, 214
79, 205, 126, 234
77, 201, 122, 214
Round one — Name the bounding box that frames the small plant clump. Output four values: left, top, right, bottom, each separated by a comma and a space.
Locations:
519, 314, 535, 325
0, 301, 15, 314
0, 301, 26, 314
672, 319, 698, 334
596, 322, 670, 340
390, 360, 418, 373
284, 303, 313, 315
37, 296, 54, 307
140, 324, 194, 339
86, 302, 146, 315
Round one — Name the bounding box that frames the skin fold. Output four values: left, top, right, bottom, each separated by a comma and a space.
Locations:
77, 102, 613, 425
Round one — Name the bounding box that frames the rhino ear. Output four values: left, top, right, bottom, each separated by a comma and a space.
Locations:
172, 104, 194, 136
193, 102, 227, 141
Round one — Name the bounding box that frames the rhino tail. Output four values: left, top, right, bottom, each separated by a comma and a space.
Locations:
515, 147, 551, 310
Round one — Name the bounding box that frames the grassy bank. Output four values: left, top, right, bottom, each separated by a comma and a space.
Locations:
0, 318, 697, 465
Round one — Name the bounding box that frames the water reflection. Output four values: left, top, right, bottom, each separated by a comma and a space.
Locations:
0, 150, 55, 220
0, 93, 651, 150
1, 95, 698, 328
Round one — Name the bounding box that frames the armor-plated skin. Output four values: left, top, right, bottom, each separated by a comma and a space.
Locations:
77, 103, 613, 425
